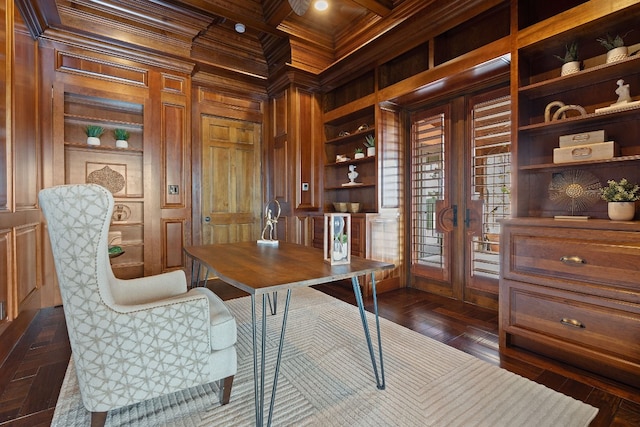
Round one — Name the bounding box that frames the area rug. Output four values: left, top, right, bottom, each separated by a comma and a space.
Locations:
52, 287, 598, 426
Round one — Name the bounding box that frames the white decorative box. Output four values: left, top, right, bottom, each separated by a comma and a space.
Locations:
553, 141, 618, 164
559, 130, 606, 147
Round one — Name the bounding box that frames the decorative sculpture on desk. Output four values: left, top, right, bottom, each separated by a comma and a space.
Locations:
258, 199, 281, 246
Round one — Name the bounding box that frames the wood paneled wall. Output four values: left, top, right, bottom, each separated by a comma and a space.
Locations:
0, 2, 42, 334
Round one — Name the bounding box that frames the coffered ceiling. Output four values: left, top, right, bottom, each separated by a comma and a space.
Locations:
17, 0, 493, 88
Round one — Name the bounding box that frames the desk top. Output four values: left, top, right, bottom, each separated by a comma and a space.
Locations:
184, 241, 394, 295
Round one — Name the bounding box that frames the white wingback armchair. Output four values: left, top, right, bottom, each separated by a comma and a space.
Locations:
39, 184, 237, 426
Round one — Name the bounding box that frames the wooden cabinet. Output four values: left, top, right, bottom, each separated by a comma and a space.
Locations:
47, 41, 193, 282
500, 1, 640, 388
61, 92, 147, 278
323, 105, 377, 213
499, 218, 640, 387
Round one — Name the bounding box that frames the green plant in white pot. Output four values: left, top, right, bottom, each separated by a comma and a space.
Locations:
85, 125, 104, 146
597, 32, 631, 63
600, 178, 639, 221
113, 128, 130, 148
554, 42, 580, 76
363, 135, 375, 157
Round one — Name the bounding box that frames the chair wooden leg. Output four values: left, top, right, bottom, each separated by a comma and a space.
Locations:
91, 411, 108, 427
220, 375, 234, 405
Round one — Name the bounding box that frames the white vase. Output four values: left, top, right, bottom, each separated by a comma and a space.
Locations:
560, 61, 580, 76
354, 152, 365, 159
115, 139, 129, 148
606, 46, 628, 63
87, 136, 101, 146
366, 146, 375, 157
608, 201, 635, 221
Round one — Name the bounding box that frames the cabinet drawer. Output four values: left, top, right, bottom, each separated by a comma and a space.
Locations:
505, 226, 640, 293
507, 285, 640, 363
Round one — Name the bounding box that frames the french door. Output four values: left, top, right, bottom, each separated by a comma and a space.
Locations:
409, 87, 510, 306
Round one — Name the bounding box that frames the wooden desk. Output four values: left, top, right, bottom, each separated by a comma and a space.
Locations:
183, 241, 394, 427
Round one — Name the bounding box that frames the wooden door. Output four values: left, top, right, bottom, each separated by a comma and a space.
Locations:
409, 103, 456, 297
465, 89, 511, 297
409, 88, 510, 307
201, 116, 262, 244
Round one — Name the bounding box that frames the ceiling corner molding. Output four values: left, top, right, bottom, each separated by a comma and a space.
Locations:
14, 0, 58, 39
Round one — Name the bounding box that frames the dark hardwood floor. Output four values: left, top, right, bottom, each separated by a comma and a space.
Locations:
1, 280, 639, 426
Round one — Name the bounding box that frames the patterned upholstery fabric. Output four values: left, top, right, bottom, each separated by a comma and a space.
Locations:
39, 184, 237, 413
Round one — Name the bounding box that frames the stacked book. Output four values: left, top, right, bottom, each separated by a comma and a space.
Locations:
553, 130, 618, 163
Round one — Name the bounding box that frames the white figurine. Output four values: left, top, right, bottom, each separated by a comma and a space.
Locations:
347, 164, 358, 183
614, 79, 631, 104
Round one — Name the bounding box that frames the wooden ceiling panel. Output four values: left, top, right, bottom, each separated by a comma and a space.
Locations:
21, 0, 497, 81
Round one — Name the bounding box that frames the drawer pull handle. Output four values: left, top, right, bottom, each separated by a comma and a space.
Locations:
560, 255, 585, 265
560, 318, 585, 328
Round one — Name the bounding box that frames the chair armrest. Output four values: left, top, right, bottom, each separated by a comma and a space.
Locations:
74, 292, 214, 410
109, 269, 188, 305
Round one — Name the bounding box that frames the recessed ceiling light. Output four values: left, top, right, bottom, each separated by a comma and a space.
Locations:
235, 23, 246, 33
314, 0, 328, 11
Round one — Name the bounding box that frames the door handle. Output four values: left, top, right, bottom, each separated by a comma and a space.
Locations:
204, 216, 211, 223
452, 205, 458, 227
465, 208, 471, 227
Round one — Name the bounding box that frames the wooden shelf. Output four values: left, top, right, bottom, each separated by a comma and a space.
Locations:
325, 183, 375, 190
325, 156, 375, 167
519, 55, 640, 98
64, 142, 143, 154
325, 127, 375, 145
518, 104, 640, 133
64, 114, 143, 128
519, 154, 640, 171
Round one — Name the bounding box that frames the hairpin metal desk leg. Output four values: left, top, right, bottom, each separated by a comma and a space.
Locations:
267, 291, 278, 315
251, 290, 292, 427
352, 273, 385, 390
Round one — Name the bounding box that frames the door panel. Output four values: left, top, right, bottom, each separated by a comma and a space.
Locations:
409, 87, 510, 306
410, 106, 453, 291
201, 116, 262, 245
467, 91, 511, 295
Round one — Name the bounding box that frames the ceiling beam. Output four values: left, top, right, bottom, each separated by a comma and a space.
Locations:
349, 0, 392, 17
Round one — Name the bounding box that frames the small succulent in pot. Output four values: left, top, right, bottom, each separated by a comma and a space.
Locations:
363, 135, 375, 148
554, 42, 579, 63
85, 125, 104, 137
596, 32, 630, 51
113, 128, 130, 141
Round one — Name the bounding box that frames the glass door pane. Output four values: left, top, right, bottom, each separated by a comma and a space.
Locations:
468, 94, 511, 292
410, 109, 451, 283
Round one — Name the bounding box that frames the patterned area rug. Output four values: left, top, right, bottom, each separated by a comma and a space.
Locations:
52, 287, 598, 426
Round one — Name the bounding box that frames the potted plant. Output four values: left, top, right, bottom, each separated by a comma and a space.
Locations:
113, 128, 130, 148
364, 135, 375, 157
597, 32, 631, 63
354, 147, 365, 159
85, 125, 104, 146
600, 178, 639, 220
554, 42, 580, 76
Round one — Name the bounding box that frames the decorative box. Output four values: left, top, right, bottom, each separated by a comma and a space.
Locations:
559, 130, 606, 147
553, 141, 618, 164
324, 213, 351, 265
